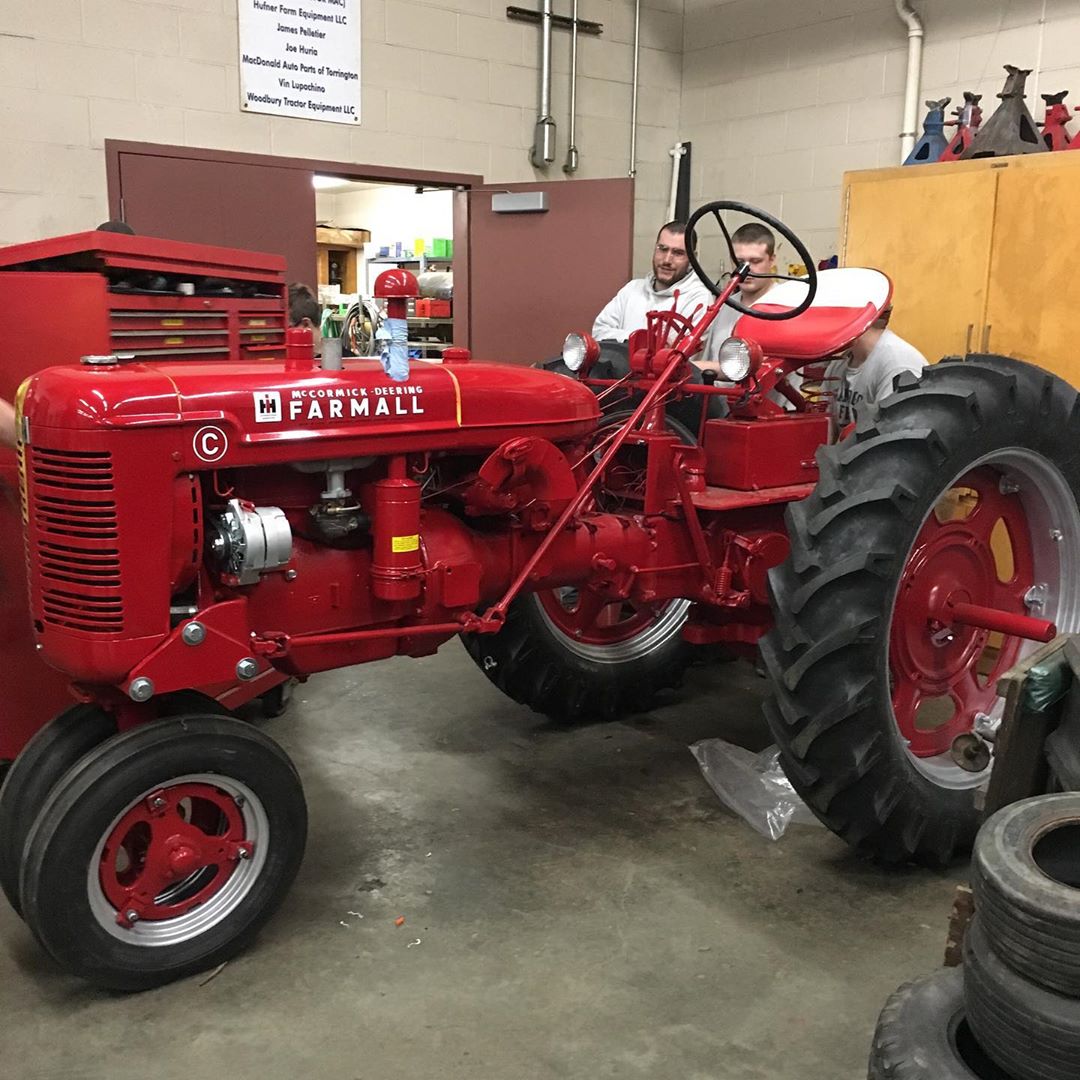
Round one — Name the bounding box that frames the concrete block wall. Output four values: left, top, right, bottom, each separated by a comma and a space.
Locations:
5, 0, 1080, 277
0, 0, 684, 271
680, 0, 1080, 269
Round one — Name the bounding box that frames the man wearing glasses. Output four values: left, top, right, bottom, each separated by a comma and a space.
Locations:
591, 221, 712, 343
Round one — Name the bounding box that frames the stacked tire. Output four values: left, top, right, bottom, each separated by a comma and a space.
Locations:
963, 794, 1080, 1080
869, 794, 1080, 1079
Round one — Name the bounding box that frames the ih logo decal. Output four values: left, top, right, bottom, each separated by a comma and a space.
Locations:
253, 390, 282, 423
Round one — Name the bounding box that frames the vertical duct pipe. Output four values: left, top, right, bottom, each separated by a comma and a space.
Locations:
895, 0, 925, 163
629, 0, 641, 176
667, 142, 686, 219
563, 0, 580, 173
530, 0, 556, 167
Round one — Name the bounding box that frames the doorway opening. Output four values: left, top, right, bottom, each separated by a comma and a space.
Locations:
313, 176, 455, 360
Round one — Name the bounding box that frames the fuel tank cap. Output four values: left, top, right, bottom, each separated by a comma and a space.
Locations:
80, 353, 135, 366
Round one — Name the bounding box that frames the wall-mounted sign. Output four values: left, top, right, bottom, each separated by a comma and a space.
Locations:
238, 0, 361, 125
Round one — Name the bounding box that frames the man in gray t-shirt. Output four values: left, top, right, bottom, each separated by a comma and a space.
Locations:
824, 315, 927, 430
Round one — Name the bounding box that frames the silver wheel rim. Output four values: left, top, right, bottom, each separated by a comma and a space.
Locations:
888, 448, 1080, 790
533, 591, 691, 664
87, 773, 270, 946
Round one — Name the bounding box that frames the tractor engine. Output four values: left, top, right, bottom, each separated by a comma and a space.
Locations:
16, 332, 722, 705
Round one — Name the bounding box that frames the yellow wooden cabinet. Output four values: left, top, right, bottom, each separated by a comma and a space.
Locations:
842, 152, 1080, 385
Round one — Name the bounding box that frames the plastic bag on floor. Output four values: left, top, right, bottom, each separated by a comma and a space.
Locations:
690, 738, 820, 840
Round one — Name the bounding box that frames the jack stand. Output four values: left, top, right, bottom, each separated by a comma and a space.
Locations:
904, 98, 951, 165
1071, 108, 1080, 151
1040, 91, 1075, 151
961, 65, 1045, 159
939, 92, 983, 161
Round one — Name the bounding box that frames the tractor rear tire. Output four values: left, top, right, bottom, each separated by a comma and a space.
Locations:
461, 591, 690, 722
762, 356, 1080, 864
462, 403, 695, 721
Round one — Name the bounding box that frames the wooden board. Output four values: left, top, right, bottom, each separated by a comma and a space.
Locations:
842, 165, 998, 364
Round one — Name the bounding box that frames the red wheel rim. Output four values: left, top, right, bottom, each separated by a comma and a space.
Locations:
890, 467, 1035, 758
99, 781, 253, 924
537, 588, 663, 647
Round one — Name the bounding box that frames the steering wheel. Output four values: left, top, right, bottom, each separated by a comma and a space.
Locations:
685, 200, 818, 321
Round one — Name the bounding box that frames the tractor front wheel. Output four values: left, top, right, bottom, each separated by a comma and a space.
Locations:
762, 356, 1080, 864
18, 715, 306, 990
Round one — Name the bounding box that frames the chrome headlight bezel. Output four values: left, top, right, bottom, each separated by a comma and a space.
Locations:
562, 332, 588, 372
718, 337, 753, 382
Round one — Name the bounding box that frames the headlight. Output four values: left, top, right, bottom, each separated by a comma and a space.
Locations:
562, 332, 587, 371
718, 337, 753, 382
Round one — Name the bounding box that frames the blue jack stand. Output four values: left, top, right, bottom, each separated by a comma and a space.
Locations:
904, 98, 951, 165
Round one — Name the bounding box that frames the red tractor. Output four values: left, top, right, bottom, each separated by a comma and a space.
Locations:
3, 202, 1075, 990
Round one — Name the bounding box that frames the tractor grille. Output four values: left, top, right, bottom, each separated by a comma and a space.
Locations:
28, 448, 123, 633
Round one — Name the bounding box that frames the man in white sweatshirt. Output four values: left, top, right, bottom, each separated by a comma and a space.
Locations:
592, 222, 713, 343
824, 310, 927, 430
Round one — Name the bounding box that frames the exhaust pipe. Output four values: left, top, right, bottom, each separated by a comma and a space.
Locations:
530, 0, 556, 167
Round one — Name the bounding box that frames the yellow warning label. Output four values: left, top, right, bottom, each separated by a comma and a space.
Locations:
391, 534, 420, 553
249, 335, 267, 342
164, 337, 184, 345
248, 319, 268, 327
161, 319, 184, 327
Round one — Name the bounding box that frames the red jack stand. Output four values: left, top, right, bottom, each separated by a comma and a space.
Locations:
1069, 107, 1080, 151
940, 92, 983, 161
1040, 91, 1076, 151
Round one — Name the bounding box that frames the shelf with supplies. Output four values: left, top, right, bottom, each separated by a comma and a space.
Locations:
407, 316, 453, 358
367, 257, 453, 266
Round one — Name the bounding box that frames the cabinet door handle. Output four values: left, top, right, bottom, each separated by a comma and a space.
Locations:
981, 325, 992, 351
965, 324, 974, 353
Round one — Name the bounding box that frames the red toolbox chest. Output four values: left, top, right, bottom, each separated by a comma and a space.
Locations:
0, 231, 288, 764
704, 414, 829, 491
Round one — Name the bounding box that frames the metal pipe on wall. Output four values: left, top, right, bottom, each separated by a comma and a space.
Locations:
667, 142, 686, 220
629, 0, 641, 176
895, 0, 924, 163
563, 0, 580, 173
530, 0, 556, 167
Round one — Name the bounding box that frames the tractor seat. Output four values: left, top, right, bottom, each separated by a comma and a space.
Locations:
733, 267, 893, 361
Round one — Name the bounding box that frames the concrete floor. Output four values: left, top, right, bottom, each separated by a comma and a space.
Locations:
0, 646, 965, 1080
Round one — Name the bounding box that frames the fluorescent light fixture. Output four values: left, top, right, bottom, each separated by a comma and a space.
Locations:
313, 175, 346, 190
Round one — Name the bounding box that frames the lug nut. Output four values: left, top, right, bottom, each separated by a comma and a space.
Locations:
128, 677, 154, 702
126, 910, 139, 924
182, 621, 206, 646
236, 657, 259, 680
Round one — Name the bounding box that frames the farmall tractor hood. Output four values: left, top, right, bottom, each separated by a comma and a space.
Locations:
20, 358, 600, 465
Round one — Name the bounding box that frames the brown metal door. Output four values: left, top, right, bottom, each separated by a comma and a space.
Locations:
115, 150, 317, 286
464, 178, 634, 366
